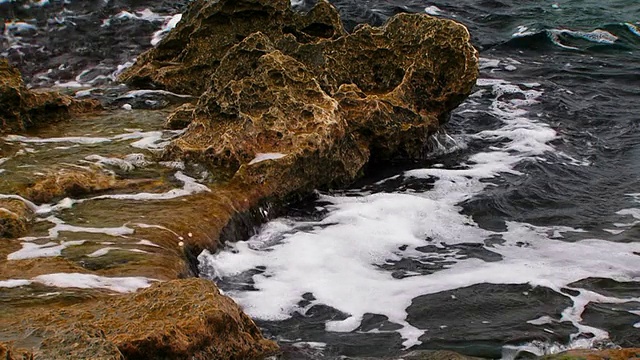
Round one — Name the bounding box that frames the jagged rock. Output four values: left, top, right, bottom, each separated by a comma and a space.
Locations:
0, 59, 100, 133
165, 103, 196, 129
5, 278, 278, 360
120, 0, 345, 95
145, 0, 478, 198
0, 199, 34, 238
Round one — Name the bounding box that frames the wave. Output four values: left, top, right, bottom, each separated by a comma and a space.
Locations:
502, 23, 640, 51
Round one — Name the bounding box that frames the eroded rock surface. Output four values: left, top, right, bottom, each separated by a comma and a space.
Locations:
0, 59, 100, 133
2, 279, 278, 360
124, 0, 478, 200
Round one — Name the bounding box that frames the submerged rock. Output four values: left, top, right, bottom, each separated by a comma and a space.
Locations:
3, 279, 278, 359
0, 59, 101, 133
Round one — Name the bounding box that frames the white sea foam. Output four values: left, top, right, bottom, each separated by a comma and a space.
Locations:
548, 29, 618, 50
249, 153, 287, 165
116, 89, 193, 100
89, 171, 209, 201
8, 240, 86, 260
33, 273, 155, 292
85, 153, 150, 171
4, 134, 111, 145
200, 76, 640, 351
151, 13, 183, 46
0, 279, 31, 288
626, 23, 640, 37
424, 6, 442, 16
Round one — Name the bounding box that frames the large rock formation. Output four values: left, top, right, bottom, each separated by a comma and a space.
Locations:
122, 0, 478, 199
0, 59, 100, 133
1, 279, 278, 359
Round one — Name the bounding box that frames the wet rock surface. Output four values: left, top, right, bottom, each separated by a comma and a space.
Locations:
1, 279, 278, 359
0, 0, 478, 358
126, 0, 477, 201
21, 166, 155, 204
0, 59, 100, 133
0, 198, 34, 238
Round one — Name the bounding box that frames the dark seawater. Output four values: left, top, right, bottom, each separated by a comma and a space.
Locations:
2, 0, 639, 359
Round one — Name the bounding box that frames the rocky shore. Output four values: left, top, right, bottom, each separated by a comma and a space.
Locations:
9, 0, 616, 359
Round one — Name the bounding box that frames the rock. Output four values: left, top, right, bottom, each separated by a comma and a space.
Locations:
150, 0, 477, 198
6, 278, 278, 360
0, 59, 101, 133
120, 0, 345, 95
0, 199, 34, 238
165, 103, 196, 129
35, 325, 124, 360
21, 167, 153, 204
542, 348, 640, 360
0, 343, 32, 360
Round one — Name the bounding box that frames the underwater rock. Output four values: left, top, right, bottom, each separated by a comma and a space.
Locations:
0, 59, 101, 133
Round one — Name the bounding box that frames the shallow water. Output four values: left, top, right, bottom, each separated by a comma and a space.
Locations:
2, 0, 640, 358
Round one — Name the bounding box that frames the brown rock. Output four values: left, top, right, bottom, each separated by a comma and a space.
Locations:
542, 348, 640, 360
153, 1, 477, 197
165, 103, 196, 129
0, 199, 34, 238
0, 59, 101, 133
0, 343, 32, 360
21, 167, 153, 204
35, 325, 124, 360
120, 0, 345, 95
8, 279, 278, 360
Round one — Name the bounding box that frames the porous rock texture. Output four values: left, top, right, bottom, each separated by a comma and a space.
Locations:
1, 279, 278, 360
0, 58, 100, 133
122, 0, 479, 200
